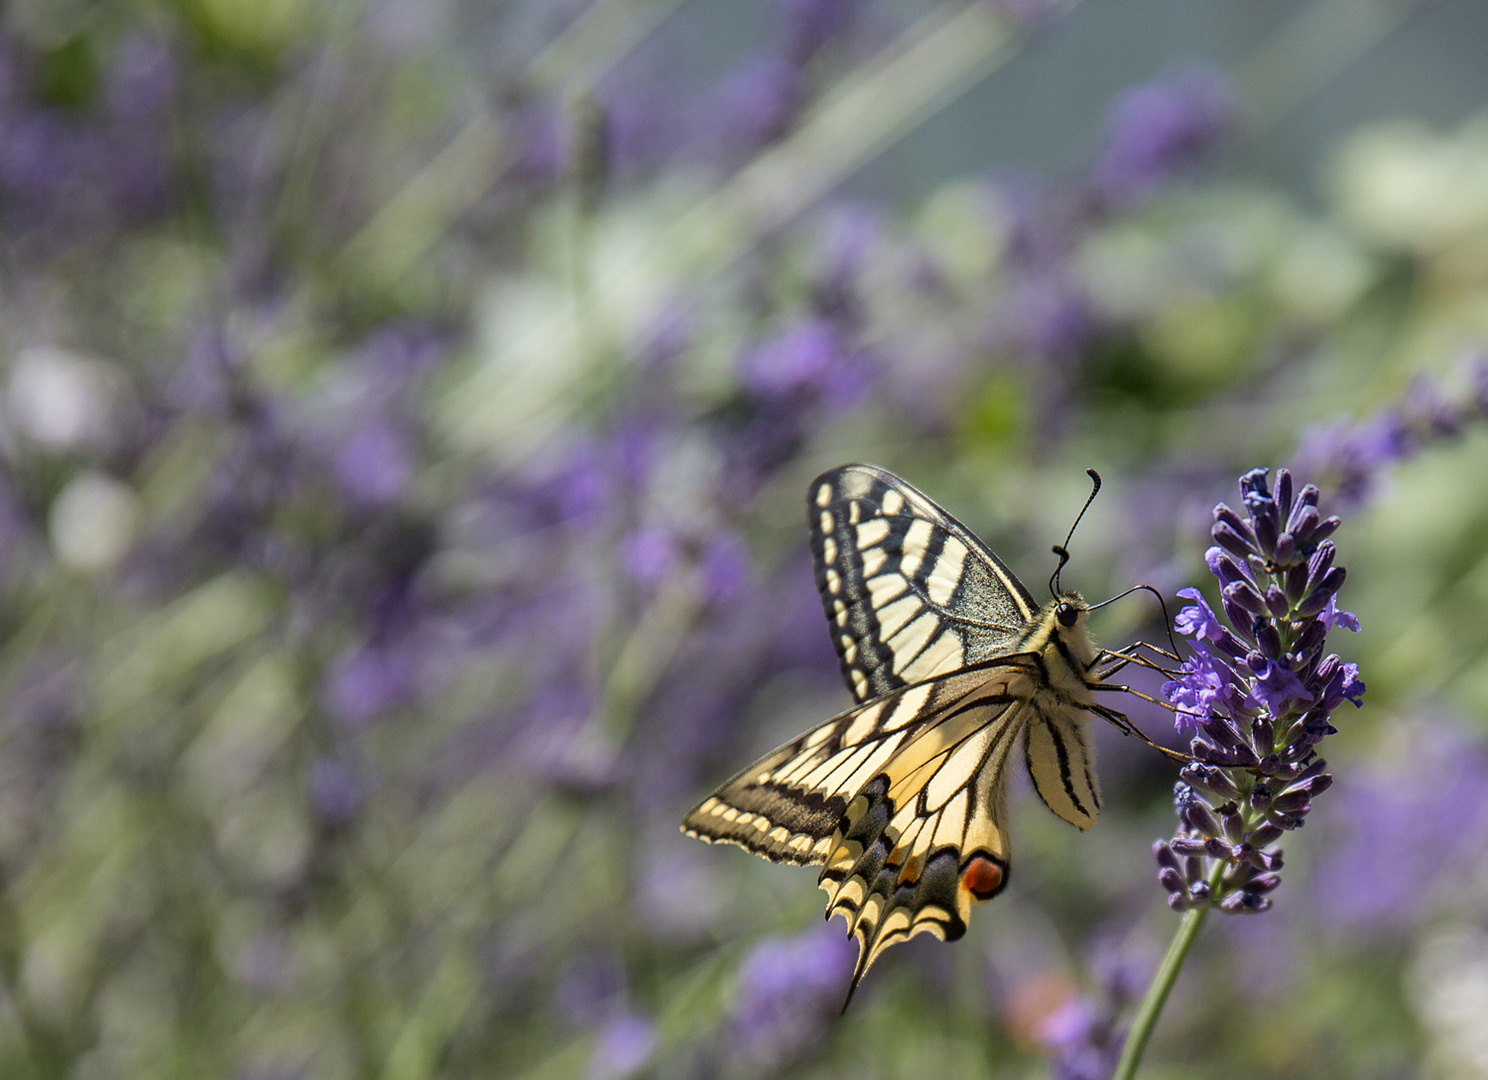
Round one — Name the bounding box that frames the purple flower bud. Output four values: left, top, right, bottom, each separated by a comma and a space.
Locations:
1159, 867, 1185, 894
1255, 622, 1283, 660
1247, 872, 1282, 894
1249, 822, 1284, 847
1180, 764, 1238, 800
1273, 785, 1309, 809
1283, 561, 1309, 604
1220, 892, 1270, 914
1204, 837, 1232, 859
1240, 467, 1272, 500
1249, 784, 1272, 812
1188, 880, 1211, 902
1184, 800, 1222, 837
1295, 758, 1329, 783
1264, 585, 1289, 619
1251, 511, 1278, 561
1205, 547, 1251, 588
1281, 773, 1333, 800
1287, 485, 1320, 532
1274, 469, 1294, 518
1306, 540, 1336, 587
1154, 841, 1181, 872
1168, 893, 1189, 912
1219, 803, 1244, 843
1273, 531, 1297, 566
1214, 505, 1256, 545
1224, 599, 1257, 644
1292, 619, 1327, 658
1185, 856, 1203, 884
1311, 516, 1341, 545
1212, 522, 1255, 560
1223, 581, 1267, 617
1171, 837, 1208, 857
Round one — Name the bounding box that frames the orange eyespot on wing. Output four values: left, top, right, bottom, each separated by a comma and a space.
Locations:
961, 854, 1005, 901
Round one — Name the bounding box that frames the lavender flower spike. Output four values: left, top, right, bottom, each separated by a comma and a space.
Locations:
1115, 468, 1363, 1080
1156, 467, 1363, 915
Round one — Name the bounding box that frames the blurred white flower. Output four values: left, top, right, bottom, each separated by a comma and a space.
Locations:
1408, 924, 1488, 1079
8, 347, 119, 452
1331, 117, 1488, 256
49, 472, 141, 572
1271, 224, 1373, 323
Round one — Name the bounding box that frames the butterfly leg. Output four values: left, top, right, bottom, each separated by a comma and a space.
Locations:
1095, 648, 1180, 681
1084, 701, 1197, 764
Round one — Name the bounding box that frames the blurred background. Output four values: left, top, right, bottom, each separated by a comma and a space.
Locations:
1, 0, 1487, 1077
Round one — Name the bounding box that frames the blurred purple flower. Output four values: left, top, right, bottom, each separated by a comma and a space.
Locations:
1036, 945, 1145, 1080
1038, 996, 1123, 1080
0, 113, 87, 201
813, 204, 879, 323
701, 531, 752, 604
588, 1013, 656, 1080
705, 52, 806, 158
1004, 274, 1090, 365
324, 645, 414, 726
308, 759, 363, 823
780, 0, 859, 64
738, 319, 869, 408
731, 926, 856, 1070
360, 321, 443, 378
555, 951, 627, 1026
336, 423, 416, 505
622, 525, 679, 586
512, 99, 569, 185
1294, 364, 1488, 512
1093, 67, 1235, 206
105, 37, 177, 121
1314, 720, 1488, 932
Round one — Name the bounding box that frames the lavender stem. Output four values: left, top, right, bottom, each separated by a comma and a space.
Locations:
1111, 869, 1217, 1080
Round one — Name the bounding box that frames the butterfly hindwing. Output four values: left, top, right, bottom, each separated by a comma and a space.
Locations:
680, 664, 1009, 866
1024, 704, 1102, 830
809, 464, 1039, 704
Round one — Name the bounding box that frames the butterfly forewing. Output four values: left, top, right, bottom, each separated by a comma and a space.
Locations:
809, 464, 1039, 704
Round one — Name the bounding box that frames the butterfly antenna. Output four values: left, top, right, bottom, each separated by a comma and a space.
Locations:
1049, 469, 1102, 597
1087, 583, 1185, 661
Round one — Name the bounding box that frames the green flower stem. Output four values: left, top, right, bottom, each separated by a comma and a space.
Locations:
1112, 860, 1225, 1080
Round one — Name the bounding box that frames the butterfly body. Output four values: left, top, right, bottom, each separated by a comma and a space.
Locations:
682, 464, 1111, 993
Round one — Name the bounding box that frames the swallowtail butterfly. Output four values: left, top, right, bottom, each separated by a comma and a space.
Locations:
682, 464, 1169, 999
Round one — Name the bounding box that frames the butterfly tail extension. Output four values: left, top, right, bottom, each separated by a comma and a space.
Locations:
817, 705, 1019, 1003
817, 777, 973, 999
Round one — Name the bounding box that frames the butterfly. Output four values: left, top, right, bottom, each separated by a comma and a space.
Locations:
681, 463, 1179, 999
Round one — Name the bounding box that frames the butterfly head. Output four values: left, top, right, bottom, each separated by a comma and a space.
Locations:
1027, 591, 1100, 689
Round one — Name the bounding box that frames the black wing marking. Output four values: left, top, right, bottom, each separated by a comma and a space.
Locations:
1023, 701, 1101, 830
681, 662, 1024, 866
817, 688, 1029, 995
808, 463, 1039, 704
